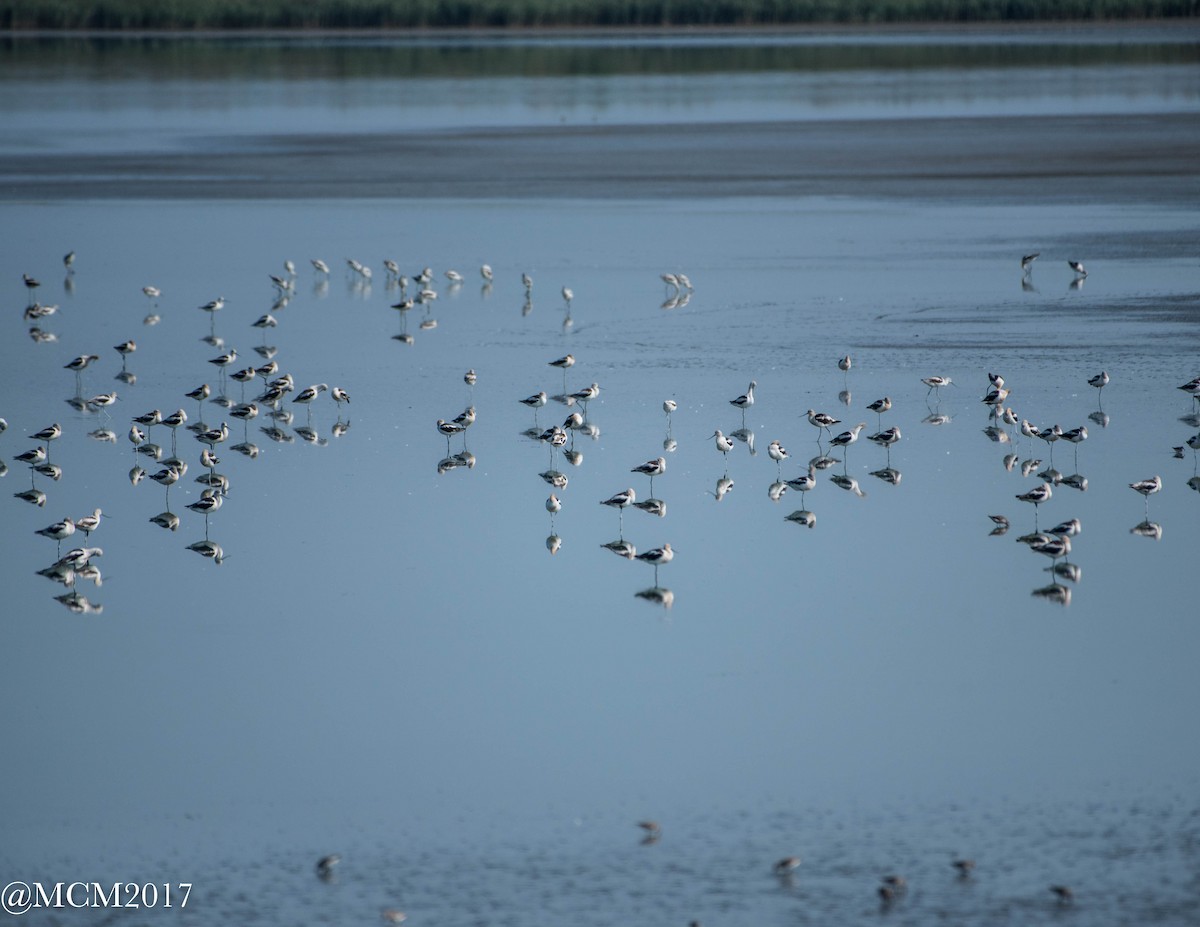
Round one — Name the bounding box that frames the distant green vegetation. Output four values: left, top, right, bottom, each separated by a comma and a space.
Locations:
3, 0, 1198, 29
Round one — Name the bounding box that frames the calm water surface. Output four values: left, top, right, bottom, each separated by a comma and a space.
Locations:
2, 27, 1199, 927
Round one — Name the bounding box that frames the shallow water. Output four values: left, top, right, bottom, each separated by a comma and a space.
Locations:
2, 26, 1199, 927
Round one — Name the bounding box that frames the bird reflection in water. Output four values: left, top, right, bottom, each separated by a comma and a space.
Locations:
730, 427, 755, 456
601, 539, 637, 560
546, 534, 562, 556
150, 511, 180, 531
187, 539, 225, 565
635, 586, 674, 609
55, 591, 104, 614
1032, 583, 1072, 606
869, 467, 902, 486
830, 474, 866, 498
1130, 520, 1163, 540
785, 509, 816, 528
710, 476, 734, 502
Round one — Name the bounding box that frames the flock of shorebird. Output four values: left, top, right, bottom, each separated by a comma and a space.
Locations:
312, 823, 1080, 923
12, 251, 1200, 617
9, 257, 362, 613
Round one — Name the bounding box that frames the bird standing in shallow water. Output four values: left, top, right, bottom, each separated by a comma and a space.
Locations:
730, 380, 756, 423
767, 439, 788, 474
1129, 475, 1162, 514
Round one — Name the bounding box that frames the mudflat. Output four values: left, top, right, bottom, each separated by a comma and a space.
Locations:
4, 112, 1198, 203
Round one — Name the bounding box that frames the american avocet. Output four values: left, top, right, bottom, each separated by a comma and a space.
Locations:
1129, 475, 1162, 513
631, 456, 666, 492
636, 543, 673, 570
601, 488, 636, 531
76, 508, 104, 537
132, 409, 161, 436
829, 422, 866, 452
187, 489, 223, 517
230, 402, 258, 423
88, 392, 118, 412
729, 380, 756, 423
63, 251, 75, 271
331, 386, 350, 409
561, 286, 573, 306
866, 396, 891, 427
437, 418, 466, 445
36, 516, 75, 545
199, 297, 226, 313
522, 272, 533, 291
444, 269, 463, 284
1088, 370, 1109, 400
921, 375, 954, 397
1050, 885, 1074, 903
452, 406, 475, 428
65, 353, 100, 373
785, 466, 816, 496
185, 384, 210, 419
767, 439, 788, 474
208, 349, 237, 369
1030, 534, 1071, 562
867, 425, 901, 448
663, 398, 677, 418
23, 273, 40, 292
195, 422, 229, 446
1021, 252, 1040, 273
16, 446, 47, 466
1016, 481, 1052, 524
1062, 425, 1087, 467
1048, 517, 1081, 538
1067, 261, 1087, 277
805, 409, 840, 436
661, 272, 680, 291
520, 391, 548, 423
142, 285, 160, 303
952, 858, 976, 877
838, 355, 852, 375
546, 494, 561, 517
774, 857, 802, 876
293, 384, 328, 414
114, 340, 136, 367
677, 272, 693, 290
711, 429, 734, 462
29, 423, 62, 445
1037, 424, 1063, 465
570, 383, 600, 405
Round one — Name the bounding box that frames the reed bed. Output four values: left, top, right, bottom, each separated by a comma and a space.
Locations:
3, 0, 1198, 30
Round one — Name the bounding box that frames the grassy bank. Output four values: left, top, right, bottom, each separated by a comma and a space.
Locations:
3, 0, 1199, 29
